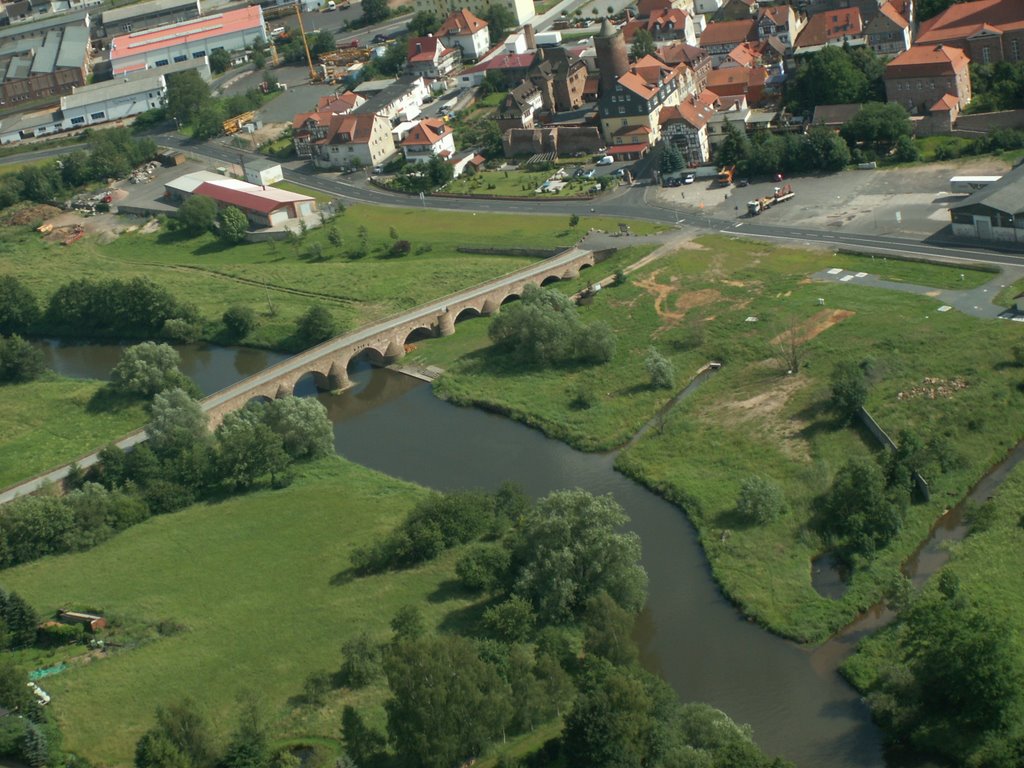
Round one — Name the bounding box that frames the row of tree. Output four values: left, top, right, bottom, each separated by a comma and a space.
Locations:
0, 128, 157, 208
164, 70, 272, 140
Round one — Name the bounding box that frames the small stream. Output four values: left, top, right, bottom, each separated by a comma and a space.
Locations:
28, 340, 896, 767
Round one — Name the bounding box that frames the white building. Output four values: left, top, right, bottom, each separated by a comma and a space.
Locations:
353, 76, 430, 122
412, 0, 534, 27
243, 158, 284, 186
109, 5, 267, 75
400, 117, 456, 163
59, 72, 166, 129
437, 8, 490, 60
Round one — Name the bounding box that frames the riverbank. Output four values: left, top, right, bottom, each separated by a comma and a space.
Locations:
409, 233, 1024, 643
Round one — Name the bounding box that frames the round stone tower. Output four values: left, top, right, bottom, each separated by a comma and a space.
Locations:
594, 17, 629, 97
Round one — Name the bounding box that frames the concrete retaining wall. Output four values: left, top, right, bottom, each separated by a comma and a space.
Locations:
859, 406, 930, 501
952, 109, 1024, 136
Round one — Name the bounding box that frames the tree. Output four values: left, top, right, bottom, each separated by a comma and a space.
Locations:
892, 134, 920, 162
209, 48, 231, 74
2, 592, 38, 648
0, 277, 40, 336
219, 206, 249, 243
824, 457, 903, 555
295, 305, 335, 346
135, 699, 215, 768
110, 342, 191, 398
840, 102, 912, 154
361, 0, 389, 23
17, 163, 62, 203
166, 70, 212, 126
829, 359, 868, 423
735, 475, 787, 524
455, 543, 511, 592
483, 5, 515, 38
583, 591, 639, 666
510, 489, 647, 623
223, 305, 257, 339
660, 142, 684, 174
630, 29, 655, 60
483, 595, 536, 643
0, 335, 45, 384
60, 149, 93, 187
569, 213, 580, 230
802, 125, 851, 171
390, 605, 426, 641
0, 658, 35, 714
216, 417, 290, 489
192, 101, 227, 140
426, 155, 454, 188
147, 389, 209, 459
263, 396, 334, 459
716, 119, 750, 169
221, 701, 269, 768
178, 195, 218, 236
341, 706, 387, 767
789, 46, 868, 112
408, 10, 438, 36
644, 347, 674, 389
341, 632, 382, 687
384, 634, 510, 768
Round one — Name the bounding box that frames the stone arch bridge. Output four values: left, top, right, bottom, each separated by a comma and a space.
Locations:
203, 244, 604, 427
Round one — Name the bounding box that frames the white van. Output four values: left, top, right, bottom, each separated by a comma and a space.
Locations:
327, 1, 336, 10
271, 26, 286, 37
596, 155, 614, 166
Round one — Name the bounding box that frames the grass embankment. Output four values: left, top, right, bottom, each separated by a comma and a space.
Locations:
0, 205, 661, 351
830, 250, 995, 290
410, 235, 1023, 641
445, 169, 600, 197
0, 375, 146, 489
0, 458, 495, 765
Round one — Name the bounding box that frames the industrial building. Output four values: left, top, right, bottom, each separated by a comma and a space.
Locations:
0, 22, 90, 103
108, 5, 267, 75
950, 161, 1024, 243
166, 171, 317, 229
59, 70, 166, 128
96, 0, 202, 45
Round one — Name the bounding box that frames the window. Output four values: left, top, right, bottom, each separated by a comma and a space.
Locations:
192, 51, 206, 58
122, 22, 132, 31
91, 111, 105, 119
71, 116, 85, 124
173, 54, 187, 62
982, 46, 990, 63
1012, 39, 1020, 61
156, 59, 169, 66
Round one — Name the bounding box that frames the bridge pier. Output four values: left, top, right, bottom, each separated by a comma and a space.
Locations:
275, 382, 293, 399
327, 361, 352, 393
482, 298, 501, 316
384, 339, 406, 363
437, 310, 455, 337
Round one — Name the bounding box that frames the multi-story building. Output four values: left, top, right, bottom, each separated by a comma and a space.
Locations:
0, 22, 89, 104
436, 8, 490, 60
411, 0, 534, 28
698, 19, 757, 66
884, 43, 972, 114
756, 4, 804, 49
59, 70, 165, 128
527, 45, 587, 113
915, 0, 1024, 64
623, 8, 697, 45
658, 89, 715, 162
292, 91, 366, 158
496, 79, 542, 129
656, 41, 710, 89
406, 35, 460, 79
401, 117, 456, 162
792, 6, 864, 53
598, 53, 690, 153
864, 1, 911, 55
353, 75, 431, 122
108, 5, 266, 75
95, 0, 200, 45
312, 112, 396, 169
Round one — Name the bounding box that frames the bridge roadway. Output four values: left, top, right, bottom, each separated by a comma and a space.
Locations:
0, 244, 599, 505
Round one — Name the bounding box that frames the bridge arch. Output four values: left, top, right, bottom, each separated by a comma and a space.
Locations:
403, 325, 435, 345
455, 306, 482, 323
540, 275, 562, 287
501, 292, 521, 306
347, 345, 389, 370
293, 370, 332, 396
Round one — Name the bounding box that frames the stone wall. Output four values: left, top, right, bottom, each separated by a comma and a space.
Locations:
952, 109, 1024, 137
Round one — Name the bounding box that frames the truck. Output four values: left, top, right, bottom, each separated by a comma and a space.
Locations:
716, 165, 735, 185
949, 175, 1001, 193
747, 184, 794, 215
535, 31, 563, 47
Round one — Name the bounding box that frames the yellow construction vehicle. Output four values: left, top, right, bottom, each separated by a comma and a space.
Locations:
223, 110, 256, 134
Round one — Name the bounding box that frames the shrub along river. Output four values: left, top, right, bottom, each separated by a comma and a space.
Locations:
38, 340, 885, 768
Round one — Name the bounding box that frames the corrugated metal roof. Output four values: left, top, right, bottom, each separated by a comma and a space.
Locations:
0, 9, 88, 41
109, 6, 264, 61
6, 55, 34, 80
165, 170, 224, 194
951, 162, 1024, 216
31, 31, 61, 73
56, 24, 89, 67
102, 0, 198, 26
61, 72, 164, 110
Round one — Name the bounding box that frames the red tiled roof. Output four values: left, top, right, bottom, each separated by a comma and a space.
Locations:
699, 18, 757, 46
647, 7, 690, 33
583, 74, 600, 94
110, 6, 263, 61
607, 142, 649, 154
437, 8, 487, 36
659, 99, 712, 128
706, 65, 766, 95
320, 113, 381, 146
463, 52, 534, 73
407, 35, 454, 63
401, 117, 453, 146
617, 70, 658, 99
917, 0, 1024, 45
930, 93, 959, 111
656, 41, 708, 67
758, 5, 791, 26
615, 124, 651, 136
795, 7, 862, 48
637, 0, 672, 18
725, 41, 758, 67
876, 2, 909, 30
193, 180, 312, 215
885, 43, 971, 77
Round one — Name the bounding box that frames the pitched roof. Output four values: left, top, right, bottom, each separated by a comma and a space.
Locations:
699, 19, 757, 47
795, 7, 862, 47
320, 112, 383, 145
193, 179, 312, 214
950, 160, 1024, 215
930, 92, 960, 111
636, 0, 673, 18
646, 7, 690, 32
62, 72, 164, 110
885, 44, 971, 77
725, 41, 758, 66
875, 2, 909, 30
462, 52, 534, 73
758, 5, 791, 26
917, 0, 1024, 45
706, 64, 767, 94
655, 41, 708, 67
317, 90, 364, 112
437, 8, 487, 36
659, 97, 714, 128
616, 70, 658, 99
102, 0, 198, 26
407, 35, 453, 63
109, 6, 264, 61
401, 117, 453, 146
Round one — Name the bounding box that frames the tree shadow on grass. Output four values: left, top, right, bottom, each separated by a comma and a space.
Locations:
329, 567, 359, 587
86, 386, 144, 414
426, 579, 473, 604
438, 597, 496, 637
712, 506, 757, 532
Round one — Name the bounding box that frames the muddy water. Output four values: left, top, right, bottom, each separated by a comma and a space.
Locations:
37, 341, 884, 768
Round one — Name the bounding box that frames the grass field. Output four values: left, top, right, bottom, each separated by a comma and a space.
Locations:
0, 205, 661, 351
444, 169, 600, 197
0, 458, 491, 765
273, 180, 333, 203
830, 251, 995, 290
409, 234, 1024, 641
0, 374, 146, 489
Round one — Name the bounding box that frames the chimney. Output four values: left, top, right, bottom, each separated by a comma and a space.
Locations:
523, 23, 536, 49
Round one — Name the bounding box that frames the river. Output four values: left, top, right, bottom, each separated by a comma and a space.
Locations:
36, 339, 884, 768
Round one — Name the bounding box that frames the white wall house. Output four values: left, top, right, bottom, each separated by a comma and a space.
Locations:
60, 72, 166, 129
400, 117, 456, 163
243, 158, 284, 186
437, 8, 490, 60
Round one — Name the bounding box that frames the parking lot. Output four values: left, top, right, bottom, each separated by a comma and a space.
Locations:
648, 156, 1015, 239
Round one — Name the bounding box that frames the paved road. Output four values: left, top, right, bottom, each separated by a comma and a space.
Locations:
0, 141, 87, 167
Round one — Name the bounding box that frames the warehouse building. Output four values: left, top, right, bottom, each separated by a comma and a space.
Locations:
0, 22, 90, 103
108, 5, 266, 75
60, 70, 166, 128
950, 161, 1024, 243
96, 0, 202, 46
166, 171, 317, 228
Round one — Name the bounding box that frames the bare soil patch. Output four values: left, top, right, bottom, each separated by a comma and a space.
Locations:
772, 308, 855, 346
633, 269, 725, 330
709, 373, 813, 461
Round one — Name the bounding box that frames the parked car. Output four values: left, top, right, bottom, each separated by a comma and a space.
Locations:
372, 33, 389, 43
612, 168, 627, 177
737, 178, 749, 187
663, 177, 681, 187
326, 1, 336, 10
596, 155, 614, 166
683, 172, 696, 184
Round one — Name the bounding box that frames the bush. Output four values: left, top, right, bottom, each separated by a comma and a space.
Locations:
829, 360, 868, 423
735, 475, 787, 524
177, 195, 218, 236
109, 342, 191, 398
222, 305, 257, 339
387, 239, 411, 258
296, 305, 336, 346
0, 335, 46, 383
37, 622, 84, 648
644, 347, 674, 389
455, 543, 510, 592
